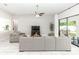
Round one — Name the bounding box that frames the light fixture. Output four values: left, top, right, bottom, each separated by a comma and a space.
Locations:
35, 14, 40, 17
34, 4, 45, 17
35, 5, 40, 17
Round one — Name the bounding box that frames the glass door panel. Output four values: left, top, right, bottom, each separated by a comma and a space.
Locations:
68, 17, 77, 38
60, 19, 68, 36
68, 16, 79, 46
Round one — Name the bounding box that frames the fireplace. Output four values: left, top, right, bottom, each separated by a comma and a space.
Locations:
31, 26, 40, 36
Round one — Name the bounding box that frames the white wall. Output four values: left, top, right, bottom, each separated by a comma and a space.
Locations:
14, 14, 54, 35
0, 10, 11, 19
58, 4, 79, 19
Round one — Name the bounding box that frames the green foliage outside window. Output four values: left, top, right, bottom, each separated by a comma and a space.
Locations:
60, 20, 76, 37
60, 22, 67, 26
68, 21, 76, 26
60, 21, 76, 26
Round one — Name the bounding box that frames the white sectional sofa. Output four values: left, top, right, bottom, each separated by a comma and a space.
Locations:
19, 36, 71, 51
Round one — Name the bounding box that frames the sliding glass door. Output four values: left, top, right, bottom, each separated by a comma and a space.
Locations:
59, 15, 79, 47
68, 17, 77, 38
59, 17, 78, 37
59, 18, 68, 36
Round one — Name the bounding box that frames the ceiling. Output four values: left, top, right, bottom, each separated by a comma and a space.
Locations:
0, 3, 76, 15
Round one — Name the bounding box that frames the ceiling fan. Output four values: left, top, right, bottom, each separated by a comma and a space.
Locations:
34, 5, 45, 17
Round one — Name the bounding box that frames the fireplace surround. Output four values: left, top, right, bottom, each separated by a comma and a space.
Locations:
31, 26, 41, 37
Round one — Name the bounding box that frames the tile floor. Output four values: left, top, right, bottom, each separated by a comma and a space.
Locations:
0, 32, 79, 55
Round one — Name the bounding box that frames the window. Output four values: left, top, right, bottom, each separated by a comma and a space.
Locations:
0, 17, 11, 32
